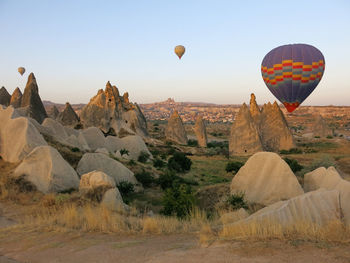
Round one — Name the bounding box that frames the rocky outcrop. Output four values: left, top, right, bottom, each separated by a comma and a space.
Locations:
165, 110, 188, 145
0, 87, 11, 106
10, 88, 22, 108
79, 171, 115, 194
229, 103, 263, 155
20, 73, 47, 123
231, 189, 341, 227
312, 114, 332, 137
229, 94, 294, 155
194, 115, 208, 147
230, 152, 304, 206
81, 127, 106, 151
259, 102, 295, 151
47, 105, 59, 119
13, 146, 80, 193
304, 166, 350, 226
57, 102, 79, 127
0, 106, 47, 163
79, 81, 148, 138
76, 153, 139, 186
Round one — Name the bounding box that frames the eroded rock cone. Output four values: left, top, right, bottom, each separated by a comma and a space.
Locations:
57, 102, 79, 126
259, 102, 295, 152
10, 87, 22, 108
48, 105, 59, 119
165, 110, 188, 145
20, 73, 47, 123
0, 87, 11, 106
249, 93, 261, 124
313, 114, 332, 138
229, 103, 263, 155
80, 81, 148, 137
194, 115, 207, 147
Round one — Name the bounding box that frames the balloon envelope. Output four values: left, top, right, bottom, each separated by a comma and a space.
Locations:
18, 67, 25, 76
174, 45, 185, 59
261, 44, 325, 112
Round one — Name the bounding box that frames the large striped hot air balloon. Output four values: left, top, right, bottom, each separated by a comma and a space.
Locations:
261, 44, 325, 113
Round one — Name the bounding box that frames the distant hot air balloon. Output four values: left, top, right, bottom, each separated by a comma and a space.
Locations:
261, 44, 325, 113
174, 45, 185, 59
18, 67, 25, 76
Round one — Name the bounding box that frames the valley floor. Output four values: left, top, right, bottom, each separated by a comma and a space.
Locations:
0, 229, 350, 263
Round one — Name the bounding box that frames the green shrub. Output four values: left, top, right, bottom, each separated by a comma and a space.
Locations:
226, 192, 248, 210
120, 148, 129, 156
326, 135, 333, 139
160, 153, 167, 160
128, 159, 136, 166
283, 158, 304, 173
134, 170, 154, 187
153, 158, 166, 168
280, 148, 303, 154
225, 161, 244, 173
138, 150, 150, 163
161, 183, 195, 219
207, 141, 228, 148
168, 152, 192, 172
158, 170, 184, 190
117, 181, 134, 198
298, 155, 336, 178
71, 147, 80, 152
314, 136, 321, 139
187, 139, 198, 147
150, 149, 160, 157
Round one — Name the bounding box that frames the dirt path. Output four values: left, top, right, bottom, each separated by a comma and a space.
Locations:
0, 229, 349, 263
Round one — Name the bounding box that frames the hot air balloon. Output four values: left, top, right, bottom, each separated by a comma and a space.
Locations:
174, 45, 185, 59
18, 67, 25, 76
261, 44, 325, 113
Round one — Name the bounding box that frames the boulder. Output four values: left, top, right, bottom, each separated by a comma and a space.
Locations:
104, 136, 123, 153
0, 106, 47, 163
47, 105, 59, 119
76, 153, 139, 186
165, 110, 188, 145
57, 102, 79, 127
119, 135, 152, 160
95, 147, 110, 155
81, 127, 106, 151
304, 166, 350, 226
79, 170, 115, 194
13, 146, 79, 193
20, 73, 47, 124
101, 188, 126, 211
194, 115, 208, 147
42, 118, 68, 141
79, 81, 148, 138
233, 189, 341, 227
0, 87, 11, 106
229, 103, 263, 155
230, 152, 304, 206
9, 87, 22, 108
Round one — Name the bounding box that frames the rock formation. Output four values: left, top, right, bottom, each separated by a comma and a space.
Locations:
57, 102, 79, 126
230, 152, 304, 206
312, 114, 332, 137
194, 115, 208, 147
229, 94, 294, 155
47, 105, 59, 119
0, 87, 11, 106
101, 187, 126, 211
165, 110, 188, 145
229, 103, 263, 155
20, 73, 47, 123
304, 166, 350, 226
9, 88, 22, 108
13, 146, 80, 193
79, 81, 148, 138
79, 171, 115, 195
259, 102, 295, 152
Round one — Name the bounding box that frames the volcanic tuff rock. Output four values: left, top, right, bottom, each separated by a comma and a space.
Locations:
13, 146, 80, 193
312, 114, 332, 137
0, 87, 11, 106
47, 105, 59, 119
165, 110, 188, 145
230, 152, 304, 206
194, 115, 208, 147
20, 73, 47, 123
10, 88, 22, 108
249, 93, 261, 123
79, 81, 148, 138
79, 170, 116, 195
57, 102, 79, 126
259, 102, 295, 152
229, 103, 263, 155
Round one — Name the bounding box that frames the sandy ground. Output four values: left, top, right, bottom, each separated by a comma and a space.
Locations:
0, 226, 350, 263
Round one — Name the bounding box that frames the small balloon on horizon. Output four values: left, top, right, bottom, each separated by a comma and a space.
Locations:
18, 67, 26, 76
174, 45, 185, 59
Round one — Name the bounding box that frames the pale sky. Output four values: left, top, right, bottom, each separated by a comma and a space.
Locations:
1, 0, 350, 105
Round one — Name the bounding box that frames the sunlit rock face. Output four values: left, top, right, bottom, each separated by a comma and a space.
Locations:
80, 81, 148, 138
165, 110, 188, 145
